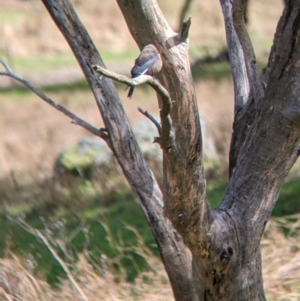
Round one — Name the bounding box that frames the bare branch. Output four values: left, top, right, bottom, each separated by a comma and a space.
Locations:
261, 2, 288, 85
0, 60, 13, 73
137, 107, 162, 137
232, 0, 264, 103
228, 97, 256, 177
93, 65, 173, 149
116, 0, 210, 260
227, 2, 297, 177
39, 2, 198, 300
178, 0, 193, 32
92, 65, 171, 105
180, 17, 192, 41
219, 0, 250, 112
219, 0, 261, 177
0, 60, 108, 142
221, 2, 300, 252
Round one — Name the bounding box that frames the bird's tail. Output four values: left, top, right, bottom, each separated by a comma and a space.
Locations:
127, 86, 135, 98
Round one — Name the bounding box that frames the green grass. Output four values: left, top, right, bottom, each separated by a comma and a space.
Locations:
206, 177, 300, 216
207, 181, 227, 208
0, 174, 228, 286
101, 49, 139, 62
3, 54, 78, 75
0, 11, 25, 23
1, 173, 300, 286
191, 57, 268, 81
192, 61, 232, 81
274, 178, 300, 216
0, 184, 156, 284
1, 50, 138, 76
0, 80, 91, 101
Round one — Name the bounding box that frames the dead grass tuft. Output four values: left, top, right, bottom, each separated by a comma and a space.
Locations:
262, 216, 300, 301
0, 242, 172, 301
0, 254, 54, 301
0, 217, 299, 301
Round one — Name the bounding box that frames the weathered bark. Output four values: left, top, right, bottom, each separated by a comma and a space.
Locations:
4, 0, 300, 300
214, 1, 300, 299
116, 0, 300, 300
116, 0, 210, 252
41, 1, 198, 300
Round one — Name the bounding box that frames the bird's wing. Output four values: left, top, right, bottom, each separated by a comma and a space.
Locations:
131, 54, 158, 78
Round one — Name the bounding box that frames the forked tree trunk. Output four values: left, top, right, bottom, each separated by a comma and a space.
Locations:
38, 0, 300, 300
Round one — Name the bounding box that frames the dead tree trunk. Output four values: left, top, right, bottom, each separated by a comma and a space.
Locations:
7, 0, 300, 300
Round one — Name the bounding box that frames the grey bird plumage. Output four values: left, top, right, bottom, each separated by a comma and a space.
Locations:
127, 44, 163, 98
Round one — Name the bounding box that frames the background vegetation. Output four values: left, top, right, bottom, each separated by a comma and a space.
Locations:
0, 0, 299, 300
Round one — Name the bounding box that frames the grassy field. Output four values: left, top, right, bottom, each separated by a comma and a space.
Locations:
0, 0, 300, 300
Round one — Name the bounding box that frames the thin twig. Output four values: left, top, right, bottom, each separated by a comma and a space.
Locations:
93, 65, 174, 149
0, 60, 108, 141
16, 218, 89, 301
137, 107, 162, 136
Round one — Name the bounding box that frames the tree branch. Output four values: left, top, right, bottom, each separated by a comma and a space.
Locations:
116, 0, 211, 253
137, 107, 162, 137
227, 2, 296, 177
41, 1, 197, 300
219, 0, 260, 177
219, 0, 250, 112
232, 0, 264, 103
0, 60, 108, 142
178, 0, 193, 32
92, 65, 173, 149
228, 96, 256, 177
261, 4, 287, 85
180, 17, 192, 42
221, 1, 300, 250
93, 65, 171, 102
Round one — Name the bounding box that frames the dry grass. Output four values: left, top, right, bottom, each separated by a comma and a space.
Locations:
263, 217, 300, 301
0, 221, 173, 301
0, 253, 173, 301
0, 217, 299, 301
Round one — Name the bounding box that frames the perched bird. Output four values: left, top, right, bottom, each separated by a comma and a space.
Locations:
127, 44, 163, 98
